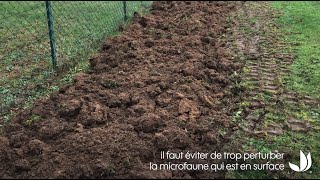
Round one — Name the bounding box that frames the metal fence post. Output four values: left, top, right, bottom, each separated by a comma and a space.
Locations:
45, 1, 57, 68
123, 1, 128, 21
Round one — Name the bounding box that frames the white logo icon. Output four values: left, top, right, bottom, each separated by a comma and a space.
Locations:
289, 150, 312, 172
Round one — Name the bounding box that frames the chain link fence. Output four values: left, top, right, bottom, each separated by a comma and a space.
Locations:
0, 1, 152, 119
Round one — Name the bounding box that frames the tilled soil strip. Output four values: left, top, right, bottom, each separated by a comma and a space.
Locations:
0, 2, 242, 179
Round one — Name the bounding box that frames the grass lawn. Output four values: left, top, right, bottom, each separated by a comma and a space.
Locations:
0, 1, 152, 120
273, 1, 320, 98
228, 2, 320, 179
271, 2, 320, 178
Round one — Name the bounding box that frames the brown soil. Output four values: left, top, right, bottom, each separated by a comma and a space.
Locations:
0, 1, 242, 179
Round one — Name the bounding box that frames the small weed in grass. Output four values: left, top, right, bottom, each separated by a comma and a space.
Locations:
240, 101, 251, 108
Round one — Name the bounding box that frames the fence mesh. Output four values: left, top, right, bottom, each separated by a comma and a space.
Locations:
0, 1, 152, 119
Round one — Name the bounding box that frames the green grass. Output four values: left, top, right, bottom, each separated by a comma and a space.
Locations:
228, 102, 320, 179
228, 131, 320, 179
270, 4, 320, 177
0, 1, 152, 120
228, 2, 320, 179
272, 1, 320, 98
